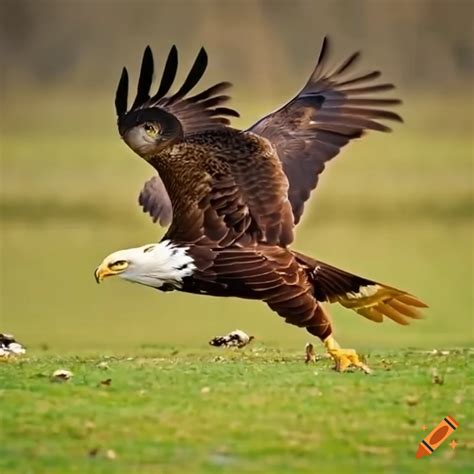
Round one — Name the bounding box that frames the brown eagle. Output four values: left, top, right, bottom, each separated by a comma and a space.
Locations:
95, 38, 427, 372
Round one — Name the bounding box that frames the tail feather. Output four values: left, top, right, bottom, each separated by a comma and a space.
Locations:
338, 284, 426, 325
292, 251, 427, 325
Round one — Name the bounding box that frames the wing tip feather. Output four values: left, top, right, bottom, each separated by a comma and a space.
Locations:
115, 67, 129, 116
319, 36, 329, 61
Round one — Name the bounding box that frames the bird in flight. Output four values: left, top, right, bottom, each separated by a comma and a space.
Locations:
95, 38, 427, 372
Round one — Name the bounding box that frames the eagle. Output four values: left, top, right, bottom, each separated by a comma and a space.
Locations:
95, 38, 427, 372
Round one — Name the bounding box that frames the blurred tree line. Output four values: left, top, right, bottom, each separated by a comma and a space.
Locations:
1, 0, 472, 98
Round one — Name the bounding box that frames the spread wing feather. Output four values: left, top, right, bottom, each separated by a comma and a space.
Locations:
168, 47, 208, 102
131, 46, 154, 109
115, 68, 129, 117
151, 45, 178, 101
248, 36, 403, 224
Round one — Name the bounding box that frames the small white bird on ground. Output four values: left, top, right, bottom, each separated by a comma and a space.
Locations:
209, 330, 254, 348
51, 369, 74, 381
0, 334, 26, 358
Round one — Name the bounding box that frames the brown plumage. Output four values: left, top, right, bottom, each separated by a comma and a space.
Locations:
100, 37, 427, 371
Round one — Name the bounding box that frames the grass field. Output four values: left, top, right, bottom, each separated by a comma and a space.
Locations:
1, 348, 473, 474
1, 92, 473, 472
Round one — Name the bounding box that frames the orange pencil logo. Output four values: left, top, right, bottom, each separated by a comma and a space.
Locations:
416, 416, 459, 459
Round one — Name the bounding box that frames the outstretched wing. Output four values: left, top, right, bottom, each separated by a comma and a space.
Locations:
116, 45, 239, 136
115, 45, 239, 228
248, 37, 403, 224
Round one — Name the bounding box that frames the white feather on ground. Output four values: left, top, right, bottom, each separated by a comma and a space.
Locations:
51, 369, 73, 381
0, 333, 26, 358
209, 330, 254, 348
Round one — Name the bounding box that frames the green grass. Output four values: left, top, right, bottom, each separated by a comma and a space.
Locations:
1, 93, 473, 472
1, 348, 473, 474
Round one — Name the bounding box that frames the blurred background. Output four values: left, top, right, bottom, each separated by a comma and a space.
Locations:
1, 0, 472, 351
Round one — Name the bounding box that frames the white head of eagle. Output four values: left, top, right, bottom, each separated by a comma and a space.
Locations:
95, 241, 195, 289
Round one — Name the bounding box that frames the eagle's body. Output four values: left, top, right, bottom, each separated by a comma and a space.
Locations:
147, 128, 293, 247
95, 38, 427, 371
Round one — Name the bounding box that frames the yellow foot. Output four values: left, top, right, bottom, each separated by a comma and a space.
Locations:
324, 336, 372, 374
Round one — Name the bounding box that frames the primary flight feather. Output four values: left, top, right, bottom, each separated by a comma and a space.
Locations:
95, 37, 426, 372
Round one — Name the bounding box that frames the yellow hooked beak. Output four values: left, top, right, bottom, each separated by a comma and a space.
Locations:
94, 265, 116, 284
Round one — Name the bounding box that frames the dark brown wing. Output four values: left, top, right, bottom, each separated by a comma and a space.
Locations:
116, 45, 239, 138
167, 172, 253, 246
188, 245, 324, 331
145, 150, 252, 246
215, 133, 294, 246
248, 37, 403, 224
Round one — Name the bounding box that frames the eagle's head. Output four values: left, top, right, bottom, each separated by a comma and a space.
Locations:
94, 241, 195, 289
118, 108, 184, 160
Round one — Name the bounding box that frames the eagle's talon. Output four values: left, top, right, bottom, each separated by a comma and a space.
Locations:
324, 336, 372, 374
328, 348, 372, 374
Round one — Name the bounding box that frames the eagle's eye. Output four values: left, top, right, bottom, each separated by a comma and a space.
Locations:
143, 123, 159, 138
108, 260, 128, 271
